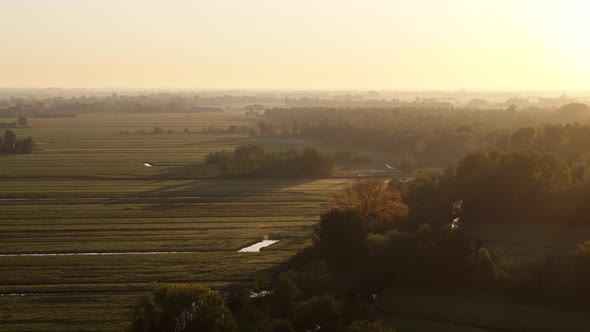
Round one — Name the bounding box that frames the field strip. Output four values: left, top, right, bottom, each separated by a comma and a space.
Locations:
0, 251, 192, 257
0, 249, 295, 257
482, 239, 576, 251
382, 310, 515, 332
0, 195, 297, 201
0, 224, 313, 232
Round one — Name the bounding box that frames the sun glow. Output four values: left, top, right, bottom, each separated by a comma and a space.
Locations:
0, 0, 588, 90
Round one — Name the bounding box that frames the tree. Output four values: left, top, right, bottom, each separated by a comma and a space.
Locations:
494, 132, 510, 150
297, 260, 332, 298
456, 150, 571, 222
314, 209, 369, 261
559, 103, 589, 117
129, 284, 237, 332
540, 124, 567, 150
217, 145, 333, 178
497, 150, 571, 194
260, 319, 295, 332
510, 127, 536, 149
258, 121, 270, 136
344, 320, 396, 332
271, 272, 300, 319
15, 136, 34, 154
331, 180, 408, 230
398, 153, 416, 172
17, 116, 28, 127
455, 150, 498, 219
400, 168, 455, 229
300, 147, 334, 177
293, 295, 342, 332
575, 241, 590, 292
1, 130, 16, 153
474, 247, 499, 283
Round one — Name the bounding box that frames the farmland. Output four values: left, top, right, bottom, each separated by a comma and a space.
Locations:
3, 110, 590, 332
0, 111, 376, 331
381, 285, 590, 332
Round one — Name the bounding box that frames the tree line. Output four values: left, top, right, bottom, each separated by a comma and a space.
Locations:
0, 130, 34, 154
395, 149, 590, 228
259, 103, 590, 168
205, 144, 334, 178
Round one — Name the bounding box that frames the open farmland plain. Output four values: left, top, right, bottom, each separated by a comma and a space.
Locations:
0, 111, 361, 331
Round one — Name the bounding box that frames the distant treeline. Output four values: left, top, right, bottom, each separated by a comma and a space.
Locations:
205, 144, 333, 178
0, 92, 585, 119
0, 94, 263, 117
0, 130, 34, 154
285, 96, 454, 109
260, 103, 590, 168
119, 125, 253, 135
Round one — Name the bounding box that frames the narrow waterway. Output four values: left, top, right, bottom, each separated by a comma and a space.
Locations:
238, 240, 279, 252
0, 251, 192, 257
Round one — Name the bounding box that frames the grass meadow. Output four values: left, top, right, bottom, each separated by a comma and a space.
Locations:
381, 285, 590, 332
2, 111, 586, 331
0, 111, 362, 331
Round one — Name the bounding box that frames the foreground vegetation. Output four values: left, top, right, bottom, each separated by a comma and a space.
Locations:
187, 156, 590, 330
127, 175, 590, 331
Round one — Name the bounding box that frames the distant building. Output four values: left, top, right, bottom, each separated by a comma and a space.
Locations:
0, 122, 17, 128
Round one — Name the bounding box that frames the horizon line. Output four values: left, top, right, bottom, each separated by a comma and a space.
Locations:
0, 87, 589, 93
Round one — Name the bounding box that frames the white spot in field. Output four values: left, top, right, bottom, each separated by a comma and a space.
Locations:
143, 162, 153, 167
238, 240, 279, 252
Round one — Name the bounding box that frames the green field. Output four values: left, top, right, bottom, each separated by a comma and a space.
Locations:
381, 285, 590, 332
464, 222, 590, 257
0, 111, 385, 331
5, 111, 584, 331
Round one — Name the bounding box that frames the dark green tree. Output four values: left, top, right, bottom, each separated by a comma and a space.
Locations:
260, 319, 295, 332
129, 284, 237, 332
15, 136, 34, 154
314, 209, 369, 267
293, 295, 342, 332
344, 320, 396, 332
1, 130, 16, 153
17, 116, 28, 127
271, 272, 300, 319
398, 153, 416, 172
510, 127, 536, 149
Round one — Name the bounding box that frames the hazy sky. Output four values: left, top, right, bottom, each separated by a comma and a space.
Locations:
1, 0, 589, 90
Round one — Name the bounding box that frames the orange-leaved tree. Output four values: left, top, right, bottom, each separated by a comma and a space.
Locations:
331, 179, 408, 232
